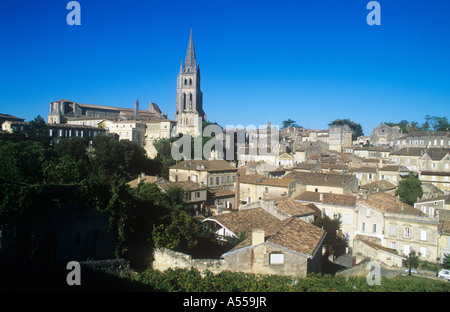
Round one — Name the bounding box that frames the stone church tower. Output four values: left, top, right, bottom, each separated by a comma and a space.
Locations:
175, 29, 206, 137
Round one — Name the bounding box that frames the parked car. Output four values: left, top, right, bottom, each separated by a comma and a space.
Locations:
404, 268, 418, 274
437, 269, 450, 281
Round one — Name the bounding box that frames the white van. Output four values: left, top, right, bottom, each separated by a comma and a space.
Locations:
437, 269, 450, 281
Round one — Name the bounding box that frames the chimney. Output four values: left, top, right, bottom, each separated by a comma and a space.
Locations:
234, 173, 240, 210
252, 229, 265, 246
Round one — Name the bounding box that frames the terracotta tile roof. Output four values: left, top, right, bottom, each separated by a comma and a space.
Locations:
228, 217, 326, 258
208, 188, 235, 198
157, 181, 205, 192
378, 165, 400, 172
170, 160, 238, 172
206, 208, 282, 237
284, 171, 355, 187
128, 175, 159, 188
390, 147, 425, 156
355, 237, 404, 258
422, 149, 450, 161
239, 174, 295, 187
359, 193, 424, 216
421, 171, 450, 177
349, 167, 378, 173
359, 180, 397, 191
265, 197, 317, 216
295, 191, 357, 207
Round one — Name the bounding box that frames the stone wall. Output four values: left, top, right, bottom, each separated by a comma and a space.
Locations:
79, 259, 130, 277
152, 248, 227, 275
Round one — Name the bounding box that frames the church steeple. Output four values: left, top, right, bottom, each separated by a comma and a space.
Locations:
184, 28, 197, 72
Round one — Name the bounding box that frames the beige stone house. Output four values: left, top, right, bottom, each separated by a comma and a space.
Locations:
238, 174, 305, 203
156, 180, 207, 206
390, 147, 424, 172
419, 171, 450, 194
295, 191, 358, 247
144, 119, 177, 158
239, 197, 319, 223
419, 149, 450, 172
378, 165, 409, 186
357, 193, 440, 262
349, 167, 378, 186
439, 213, 450, 263
284, 171, 358, 195
221, 218, 326, 278
169, 160, 238, 190
107, 120, 146, 147
353, 236, 405, 267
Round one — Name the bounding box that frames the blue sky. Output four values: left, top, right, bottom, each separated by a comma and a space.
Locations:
1, 0, 449, 135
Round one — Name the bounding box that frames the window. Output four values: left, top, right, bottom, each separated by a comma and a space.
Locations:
221, 177, 224, 184
227, 176, 230, 184
345, 214, 351, 225
390, 226, 397, 236
403, 244, 410, 255
216, 177, 219, 185
210, 177, 213, 185
420, 230, 427, 241
362, 222, 366, 232
373, 224, 377, 233
404, 227, 411, 238
175, 175, 178, 182
390, 242, 396, 249
366, 208, 371, 217
269, 253, 284, 265
420, 247, 427, 258
265, 187, 269, 193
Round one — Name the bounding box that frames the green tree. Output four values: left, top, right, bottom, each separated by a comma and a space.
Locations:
25, 115, 51, 146
313, 212, 348, 258
442, 254, 450, 269
153, 138, 177, 179
152, 209, 201, 251
328, 118, 363, 141
406, 249, 420, 275
282, 119, 298, 129
395, 172, 423, 205
0, 140, 49, 184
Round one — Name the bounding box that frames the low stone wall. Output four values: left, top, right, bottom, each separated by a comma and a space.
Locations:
152, 248, 227, 274
79, 259, 130, 277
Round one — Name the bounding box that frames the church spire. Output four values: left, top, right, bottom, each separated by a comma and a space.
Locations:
184, 28, 197, 72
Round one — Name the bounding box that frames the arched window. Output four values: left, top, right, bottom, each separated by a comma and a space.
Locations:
183, 93, 186, 110
189, 78, 192, 85
184, 79, 187, 85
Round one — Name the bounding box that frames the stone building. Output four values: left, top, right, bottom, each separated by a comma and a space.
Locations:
238, 174, 305, 203
370, 123, 402, 146
174, 29, 207, 137
389, 131, 450, 149
295, 191, 358, 247
284, 171, 358, 195
329, 125, 352, 152
221, 219, 326, 278
169, 160, 238, 190
357, 193, 440, 262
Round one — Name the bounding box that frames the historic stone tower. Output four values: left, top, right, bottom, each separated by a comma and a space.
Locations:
175, 29, 206, 136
